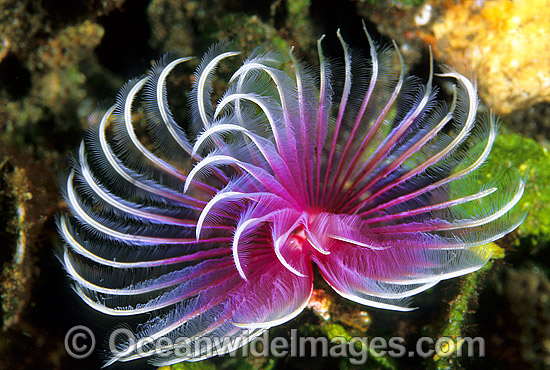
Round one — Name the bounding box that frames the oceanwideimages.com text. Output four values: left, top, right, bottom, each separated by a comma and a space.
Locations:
65, 326, 485, 365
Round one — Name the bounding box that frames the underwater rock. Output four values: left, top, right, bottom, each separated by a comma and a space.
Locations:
492, 266, 550, 369
147, 0, 318, 58
0, 0, 124, 147
0, 146, 62, 369
0, 156, 34, 330
432, 0, 550, 115
482, 133, 550, 250
358, 0, 550, 115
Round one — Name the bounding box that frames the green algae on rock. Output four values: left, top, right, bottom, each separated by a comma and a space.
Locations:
482, 133, 550, 249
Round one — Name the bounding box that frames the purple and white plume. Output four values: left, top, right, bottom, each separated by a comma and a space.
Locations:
58, 26, 525, 366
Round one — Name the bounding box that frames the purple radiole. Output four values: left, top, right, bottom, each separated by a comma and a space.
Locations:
58, 25, 525, 366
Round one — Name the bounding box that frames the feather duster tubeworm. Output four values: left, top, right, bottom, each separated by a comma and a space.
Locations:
58, 26, 525, 366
